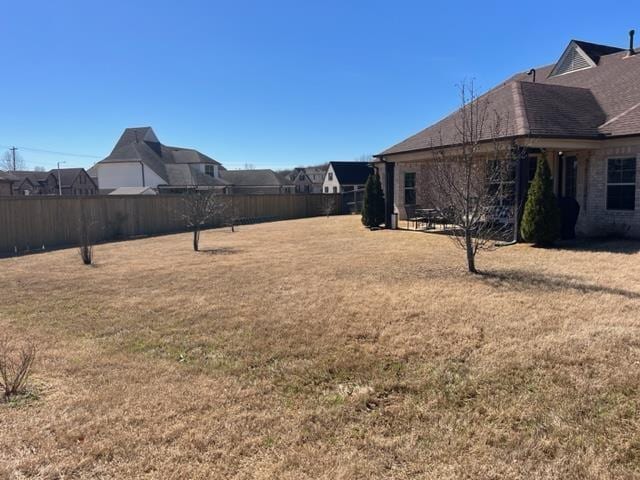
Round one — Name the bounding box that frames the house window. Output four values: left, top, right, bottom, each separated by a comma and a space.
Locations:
333, 186, 338, 193
328, 172, 333, 181
324, 186, 329, 193
607, 157, 636, 210
404, 172, 416, 205
205, 165, 215, 177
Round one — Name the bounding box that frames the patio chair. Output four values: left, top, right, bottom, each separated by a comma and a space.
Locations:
405, 205, 427, 230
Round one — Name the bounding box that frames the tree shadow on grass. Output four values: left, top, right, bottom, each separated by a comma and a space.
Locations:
551, 238, 640, 255
199, 247, 243, 255
478, 269, 640, 300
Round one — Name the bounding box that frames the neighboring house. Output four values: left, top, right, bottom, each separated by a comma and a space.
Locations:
108, 186, 157, 195
0, 171, 16, 196
8, 168, 96, 196
55, 168, 99, 195
10, 171, 57, 195
219, 169, 294, 194
285, 168, 303, 182
11, 175, 38, 196
375, 34, 640, 238
95, 127, 229, 193
292, 166, 326, 193
322, 161, 372, 194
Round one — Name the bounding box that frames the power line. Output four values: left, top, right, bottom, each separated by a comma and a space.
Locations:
0, 144, 102, 159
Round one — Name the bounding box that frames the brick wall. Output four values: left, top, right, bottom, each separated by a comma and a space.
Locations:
577, 144, 640, 238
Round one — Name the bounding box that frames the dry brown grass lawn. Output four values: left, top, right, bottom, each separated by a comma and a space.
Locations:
1, 215, 640, 479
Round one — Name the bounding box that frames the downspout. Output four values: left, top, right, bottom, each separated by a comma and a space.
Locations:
140, 162, 146, 187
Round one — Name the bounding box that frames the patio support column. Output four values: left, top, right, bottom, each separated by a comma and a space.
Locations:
384, 160, 395, 228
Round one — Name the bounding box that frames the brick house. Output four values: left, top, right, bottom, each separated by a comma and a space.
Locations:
374, 34, 640, 238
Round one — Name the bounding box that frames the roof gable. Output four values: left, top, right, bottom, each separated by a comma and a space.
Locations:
549, 41, 596, 77
549, 40, 624, 78
329, 162, 372, 185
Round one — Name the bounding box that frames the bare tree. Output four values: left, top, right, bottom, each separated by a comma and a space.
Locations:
422, 81, 514, 273
354, 154, 373, 163
77, 208, 95, 265
182, 189, 224, 251
1, 150, 25, 171
323, 195, 337, 217
0, 335, 36, 401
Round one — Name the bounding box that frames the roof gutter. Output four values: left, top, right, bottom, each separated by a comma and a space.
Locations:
373, 133, 610, 158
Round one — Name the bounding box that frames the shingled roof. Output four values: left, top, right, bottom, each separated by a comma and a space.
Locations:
329, 162, 372, 185
54, 168, 95, 188
219, 169, 292, 186
379, 39, 640, 156
99, 127, 225, 186
0, 171, 17, 182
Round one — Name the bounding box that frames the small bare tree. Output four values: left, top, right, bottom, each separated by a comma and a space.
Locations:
323, 195, 337, 217
77, 208, 95, 265
0, 336, 37, 400
182, 189, 224, 251
423, 81, 514, 273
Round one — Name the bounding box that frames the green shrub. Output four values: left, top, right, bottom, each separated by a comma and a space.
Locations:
361, 173, 385, 228
520, 154, 561, 245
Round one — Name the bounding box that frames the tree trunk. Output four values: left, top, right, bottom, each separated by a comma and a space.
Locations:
193, 229, 200, 251
465, 229, 477, 273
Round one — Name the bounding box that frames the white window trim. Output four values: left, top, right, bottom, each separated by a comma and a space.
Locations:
605, 154, 638, 212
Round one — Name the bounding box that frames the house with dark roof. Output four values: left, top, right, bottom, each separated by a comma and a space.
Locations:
10, 171, 56, 195
8, 168, 97, 196
322, 161, 372, 194
54, 168, 98, 195
95, 127, 230, 193
375, 32, 640, 238
219, 169, 294, 194
0, 171, 16, 196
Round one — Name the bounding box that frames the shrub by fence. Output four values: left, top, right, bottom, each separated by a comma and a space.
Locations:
0, 193, 341, 256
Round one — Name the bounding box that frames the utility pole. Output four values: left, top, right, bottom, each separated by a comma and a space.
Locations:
57, 161, 65, 196
10, 146, 17, 171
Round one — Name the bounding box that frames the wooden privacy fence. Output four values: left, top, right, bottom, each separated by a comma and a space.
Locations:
0, 193, 341, 256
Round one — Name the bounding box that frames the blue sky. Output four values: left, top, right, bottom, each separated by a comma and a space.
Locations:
1, 1, 636, 170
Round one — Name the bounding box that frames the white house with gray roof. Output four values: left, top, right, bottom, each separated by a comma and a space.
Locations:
95, 127, 230, 193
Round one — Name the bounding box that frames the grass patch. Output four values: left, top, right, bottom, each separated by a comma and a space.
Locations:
1, 216, 640, 478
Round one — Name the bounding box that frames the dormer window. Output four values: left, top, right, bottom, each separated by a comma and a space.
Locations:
205, 164, 216, 177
